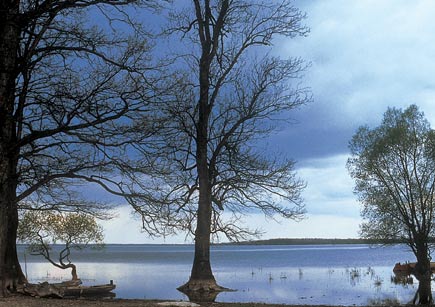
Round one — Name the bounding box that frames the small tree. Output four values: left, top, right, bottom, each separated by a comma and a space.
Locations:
347, 105, 435, 304
18, 212, 104, 281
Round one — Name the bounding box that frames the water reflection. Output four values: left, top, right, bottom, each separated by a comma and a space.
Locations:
177, 287, 221, 302
391, 273, 414, 286
23, 262, 420, 305
216, 266, 418, 305
348, 268, 362, 286
18, 244, 422, 305
391, 270, 431, 304
367, 297, 401, 305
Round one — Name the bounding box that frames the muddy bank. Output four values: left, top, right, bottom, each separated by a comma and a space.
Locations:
0, 296, 415, 307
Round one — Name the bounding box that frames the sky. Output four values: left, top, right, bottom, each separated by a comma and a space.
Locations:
101, 0, 435, 244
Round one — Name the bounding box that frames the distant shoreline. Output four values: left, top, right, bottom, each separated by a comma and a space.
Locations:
220, 238, 406, 245
17, 238, 407, 247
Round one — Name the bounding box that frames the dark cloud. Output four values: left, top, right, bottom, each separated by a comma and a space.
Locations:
101, 1, 435, 241
270, 0, 435, 164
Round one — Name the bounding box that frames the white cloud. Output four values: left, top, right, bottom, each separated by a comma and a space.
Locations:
298, 154, 359, 218
98, 0, 435, 243
230, 154, 362, 240
208, 212, 361, 241
279, 0, 435, 131
98, 154, 363, 243
256, 214, 361, 239
99, 205, 190, 244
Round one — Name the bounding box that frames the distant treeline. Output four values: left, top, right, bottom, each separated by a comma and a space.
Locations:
221, 238, 409, 245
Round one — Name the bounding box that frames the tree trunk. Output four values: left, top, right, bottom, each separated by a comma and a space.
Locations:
0, 196, 26, 296
67, 264, 79, 281
178, 15, 224, 297
414, 277, 432, 305
177, 70, 221, 296
178, 141, 228, 300
177, 181, 224, 302
178, 182, 217, 292
413, 241, 433, 304
0, 1, 27, 296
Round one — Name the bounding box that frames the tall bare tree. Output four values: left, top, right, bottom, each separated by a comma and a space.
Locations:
347, 105, 435, 304
127, 0, 309, 297
0, 0, 159, 295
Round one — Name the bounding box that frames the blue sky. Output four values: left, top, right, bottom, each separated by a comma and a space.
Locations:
101, 0, 435, 243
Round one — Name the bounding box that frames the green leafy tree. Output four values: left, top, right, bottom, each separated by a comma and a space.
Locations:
347, 105, 435, 304
18, 212, 104, 281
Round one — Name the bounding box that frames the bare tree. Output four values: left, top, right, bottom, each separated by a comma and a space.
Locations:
127, 0, 309, 297
347, 105, 435, 304
0, 0, 160, 295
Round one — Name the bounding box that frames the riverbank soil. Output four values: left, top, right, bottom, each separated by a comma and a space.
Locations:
0, 297, 418, 307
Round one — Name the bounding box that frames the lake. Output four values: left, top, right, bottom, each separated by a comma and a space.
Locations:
17, 244, 419, 305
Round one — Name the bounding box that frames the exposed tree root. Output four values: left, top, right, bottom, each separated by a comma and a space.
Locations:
0, 277, 20, 297
177, 279, 234, 302
20, 282, 64, 298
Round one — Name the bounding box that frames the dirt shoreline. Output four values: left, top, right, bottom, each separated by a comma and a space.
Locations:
0, 297, 415, 307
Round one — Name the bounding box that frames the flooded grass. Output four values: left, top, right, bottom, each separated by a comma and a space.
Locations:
19, 244, 419, 305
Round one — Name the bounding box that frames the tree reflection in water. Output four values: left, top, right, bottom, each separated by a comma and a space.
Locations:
392, 271, 432, 305
178, 286, 236, 302
391, 272, 414, 286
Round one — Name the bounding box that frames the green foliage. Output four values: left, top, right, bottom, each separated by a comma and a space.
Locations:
347, 105, 435, 250
18, 211, 104, 256
19, 211, 103, 246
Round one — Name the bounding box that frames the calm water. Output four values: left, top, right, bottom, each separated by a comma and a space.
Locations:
17, 244, 419, 305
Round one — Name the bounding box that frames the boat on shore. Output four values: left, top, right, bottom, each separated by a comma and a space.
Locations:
22, 280, 116, 298
393, 262, 435, 274
63, 282, 116, 298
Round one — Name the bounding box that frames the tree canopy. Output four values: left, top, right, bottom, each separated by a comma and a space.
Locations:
123, 0, 310, 296
18, 211, 104, 281
347, 104, 435, 304
0, 0, 159, 294
348, 105, 435, 245
130, 0, 309, 243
